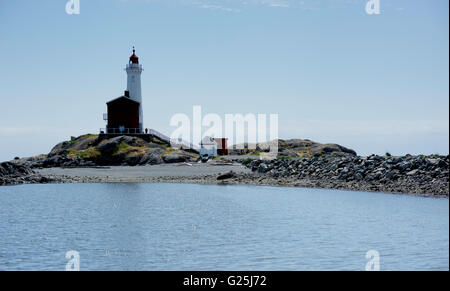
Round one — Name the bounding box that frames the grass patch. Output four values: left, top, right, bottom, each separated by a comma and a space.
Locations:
151, 136, 170, 147
115, 142, 130, 154
67, 147, 101, 160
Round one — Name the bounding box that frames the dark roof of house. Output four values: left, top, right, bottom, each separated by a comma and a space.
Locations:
107, 96, 140, 105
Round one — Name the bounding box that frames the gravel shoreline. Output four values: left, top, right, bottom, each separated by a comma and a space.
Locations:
2, 159, 448, 198
36, 163, 450, 198
18, 170, 448, 198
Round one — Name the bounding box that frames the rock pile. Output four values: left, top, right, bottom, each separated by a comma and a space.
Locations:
0, 162, 49, 186
242, 154, 449, 196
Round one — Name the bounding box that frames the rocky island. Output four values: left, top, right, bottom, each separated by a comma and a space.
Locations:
1, 134, 448, 197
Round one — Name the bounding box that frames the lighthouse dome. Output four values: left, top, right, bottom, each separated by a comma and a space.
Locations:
129, 47, 139, 64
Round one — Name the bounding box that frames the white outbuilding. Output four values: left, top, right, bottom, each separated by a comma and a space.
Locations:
199, 136, 218, 157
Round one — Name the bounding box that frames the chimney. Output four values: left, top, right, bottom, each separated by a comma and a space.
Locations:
124, 90, 130, 98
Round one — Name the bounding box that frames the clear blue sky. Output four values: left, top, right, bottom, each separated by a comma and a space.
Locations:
0, 0, 448, 161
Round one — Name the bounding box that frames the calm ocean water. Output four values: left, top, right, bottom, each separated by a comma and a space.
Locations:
0, 183, 448, 271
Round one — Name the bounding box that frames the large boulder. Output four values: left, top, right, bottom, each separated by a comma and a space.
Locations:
162, 154, 186, 164
217, 171, 236, 180
162, 150, 199, 164
124, 153, 144, 166
140, 148, 165, 165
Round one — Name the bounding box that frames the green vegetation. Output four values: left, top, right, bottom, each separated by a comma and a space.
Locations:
112, 143, 150, 159
115, 142, 130, 154
80, 148, 101, 159
67, 148, 101, 160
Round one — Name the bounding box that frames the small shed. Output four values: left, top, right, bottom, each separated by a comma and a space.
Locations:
214, 138, 228, 155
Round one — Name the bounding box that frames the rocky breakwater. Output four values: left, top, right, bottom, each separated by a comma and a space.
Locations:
242, 154, 449, 196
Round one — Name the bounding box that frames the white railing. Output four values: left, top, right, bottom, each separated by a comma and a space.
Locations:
149, 129, 198, 150
100, 128, 142, 134
125, 64, 143, 70
148, 129, 170, 143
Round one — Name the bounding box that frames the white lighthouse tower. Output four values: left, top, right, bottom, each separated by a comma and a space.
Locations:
125, 47, 144, 132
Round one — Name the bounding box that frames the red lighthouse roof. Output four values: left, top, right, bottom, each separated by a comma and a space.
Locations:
129, 47, 139, 64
